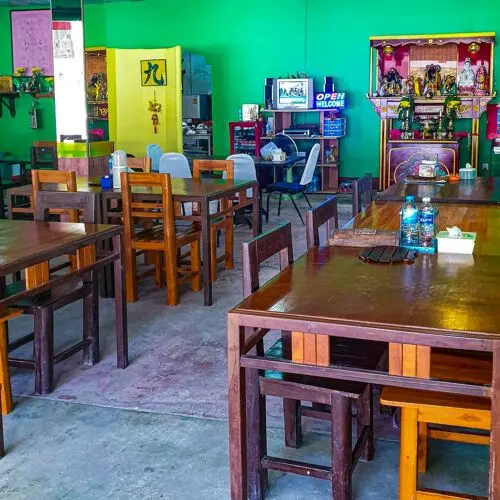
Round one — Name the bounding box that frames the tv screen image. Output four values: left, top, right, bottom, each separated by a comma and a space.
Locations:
278, 80, 308, 106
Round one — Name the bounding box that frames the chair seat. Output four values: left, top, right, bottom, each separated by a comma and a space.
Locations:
266, 181, 305, 195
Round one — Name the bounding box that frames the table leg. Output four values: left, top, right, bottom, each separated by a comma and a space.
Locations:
0, 183, 5, 220
251, 182, 260, 236
20, 164, 27, 186
201, 198, 213, 306
113, 233, 128, 369
100, 194, 115, 298
228, 315, 247, 500
78, 245, 99, 367
331, 394, 352, 500
26, 261, 52, 394
6, 190, 13, 220
489, 341, 500, 498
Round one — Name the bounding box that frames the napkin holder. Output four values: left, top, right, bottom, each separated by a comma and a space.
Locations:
272, 149, 286, 162
436, 227, 476, 254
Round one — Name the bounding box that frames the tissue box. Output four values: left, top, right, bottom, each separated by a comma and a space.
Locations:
437, 231, 476, 254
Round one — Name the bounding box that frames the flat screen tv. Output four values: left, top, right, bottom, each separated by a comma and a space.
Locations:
274, 78, 314, 110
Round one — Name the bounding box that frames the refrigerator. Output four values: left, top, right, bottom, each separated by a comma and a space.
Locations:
182, 94, 211, 120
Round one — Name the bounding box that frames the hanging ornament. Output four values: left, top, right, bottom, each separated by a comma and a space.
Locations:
468, 42, 481, 62
382, 44, 394, 59
148, 91, 162, 134
29, 99, 38, 129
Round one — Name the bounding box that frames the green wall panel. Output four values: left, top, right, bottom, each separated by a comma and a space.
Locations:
1, 0, 499, 176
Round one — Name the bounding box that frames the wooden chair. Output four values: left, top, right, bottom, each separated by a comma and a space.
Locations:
11, 169, 77, 219
242, 222, 385, 498
352, 173, 374, 217
0, 308, 22, 416
33, 140, 57, 148
127, 157, 152, 173
381, 386, 490, 500
121, 172, 201, 306
30, 145, 57, 170
5, 192, 99, 396
305, 196, 339, 249
193, 159, 234, 281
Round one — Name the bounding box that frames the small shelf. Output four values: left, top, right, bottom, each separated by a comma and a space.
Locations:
88, 100, 108, 105
0, 92, 19, 118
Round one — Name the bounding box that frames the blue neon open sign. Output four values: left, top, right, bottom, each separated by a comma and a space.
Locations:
314, 92, 346, 109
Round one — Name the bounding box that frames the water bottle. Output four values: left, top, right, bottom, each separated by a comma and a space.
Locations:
418, 197, 436, 248
400, 195, 419, 247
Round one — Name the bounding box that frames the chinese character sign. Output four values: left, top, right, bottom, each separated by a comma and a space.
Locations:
141, 59, 167, 87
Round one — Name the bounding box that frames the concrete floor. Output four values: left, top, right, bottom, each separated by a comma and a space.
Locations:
0, 195, 490, 498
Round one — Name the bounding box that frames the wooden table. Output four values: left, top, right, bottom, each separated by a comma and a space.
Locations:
6, 176, 260, 306
378, 177, 500, 204
228, 201, 500, 499
0, 219, 128, 370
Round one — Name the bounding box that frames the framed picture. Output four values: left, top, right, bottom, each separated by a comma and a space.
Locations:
242, 104, 259, 121
0, 76, 13, 93
11, 10, 53, 76
141, 59, 167, 87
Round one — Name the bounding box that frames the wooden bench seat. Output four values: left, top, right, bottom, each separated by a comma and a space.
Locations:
381, 386, 489, 500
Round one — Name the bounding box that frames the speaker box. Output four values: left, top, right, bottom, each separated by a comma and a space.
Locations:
324, 76, 334, 93
264, 78, 274, 106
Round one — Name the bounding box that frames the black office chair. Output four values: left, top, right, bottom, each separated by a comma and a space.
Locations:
265, 143, 320, 224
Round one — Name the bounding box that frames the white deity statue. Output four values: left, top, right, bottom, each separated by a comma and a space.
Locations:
458, 57, 475, 95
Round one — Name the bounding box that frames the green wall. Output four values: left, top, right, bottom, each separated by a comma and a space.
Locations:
1, 0, 500, 176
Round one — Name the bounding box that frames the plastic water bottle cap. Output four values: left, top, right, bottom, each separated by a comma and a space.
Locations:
422, 197, 431, 203
405, 195, 415, 201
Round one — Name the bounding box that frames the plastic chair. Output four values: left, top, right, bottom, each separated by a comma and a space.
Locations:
146, 144, 163, 172
265, 143, 320, 224
226, 154, 257, 228
158, 153, 192, 178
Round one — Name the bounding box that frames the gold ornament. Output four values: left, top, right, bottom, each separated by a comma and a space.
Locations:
382, 45, 394, 57
468, 42, 481, 55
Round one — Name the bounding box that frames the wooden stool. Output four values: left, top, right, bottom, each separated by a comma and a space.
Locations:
7, 192, 99, 395
381, 386, 490, 500
0, 308, 23, 415
415, 349, 492, 473
250, 339, 377, 499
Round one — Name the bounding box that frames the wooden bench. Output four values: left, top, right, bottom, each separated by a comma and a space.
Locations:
381, 386, 490, 500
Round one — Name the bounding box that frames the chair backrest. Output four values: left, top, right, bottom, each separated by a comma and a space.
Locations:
193, 159, 234, 180
31, 146, 57, 169
120, 172, 176, 250
273, 133, 298, 156
146, 144, 163, 172
352, 174, 374, 217
305, 196, 338, 249
225, 154, 257, 181
34, 191, 98, 223
127, 157, 152, 173
158, 153, 192, 178
242, 222, 293, 298
32, 169, 77, 193
299, 143, 320, 186
32, 169, 78, 220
